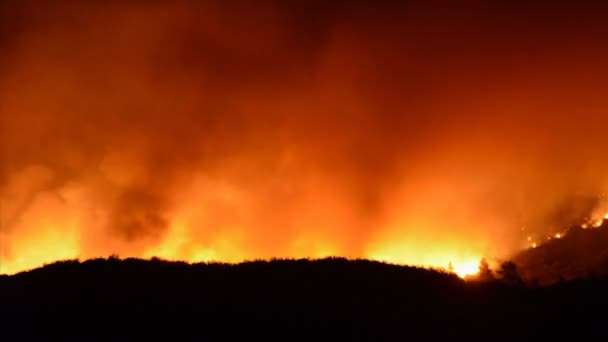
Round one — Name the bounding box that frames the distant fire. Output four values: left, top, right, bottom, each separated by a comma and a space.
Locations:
2, 2, 608, 278
0, 189, 486, 277
523, 206, 608, 251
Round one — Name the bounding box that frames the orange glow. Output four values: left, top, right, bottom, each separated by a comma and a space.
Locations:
0, 191, 81, 274
3, 2, 608, 277
368, 248, 481, 279
366, 228, 484, 279
0, 171, 492, 274
1, 224, 79, 275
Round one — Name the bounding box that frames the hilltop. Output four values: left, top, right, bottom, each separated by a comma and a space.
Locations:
2, 256, 608, 340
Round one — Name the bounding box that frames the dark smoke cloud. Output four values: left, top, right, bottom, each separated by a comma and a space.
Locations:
2, 1, 608, 272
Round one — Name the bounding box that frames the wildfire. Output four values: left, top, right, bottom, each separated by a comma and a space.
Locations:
523, 210, 608, 251
369, 253, 481, 279
4, 179, 608, 277
453, 260, 481, 278
0, 203, 488, 277
367, 240, 482, 279
0, 224, 485, 278
3, 0, 608, 281
0, 224, 79, 275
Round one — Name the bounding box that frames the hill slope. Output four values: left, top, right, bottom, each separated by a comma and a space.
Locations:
514, 223, 608, 284
1, 257, 608, 340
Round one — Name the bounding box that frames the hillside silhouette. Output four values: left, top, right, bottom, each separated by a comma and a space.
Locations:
514, 222, 608, 285
2, 257, 608, 340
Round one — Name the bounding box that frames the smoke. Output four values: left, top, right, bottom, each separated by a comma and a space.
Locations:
2, 1, 608, 273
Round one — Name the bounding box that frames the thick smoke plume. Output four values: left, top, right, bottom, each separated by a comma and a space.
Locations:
2, 1, 608, 274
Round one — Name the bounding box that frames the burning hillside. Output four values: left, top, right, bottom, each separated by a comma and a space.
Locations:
514, 220, 608, 285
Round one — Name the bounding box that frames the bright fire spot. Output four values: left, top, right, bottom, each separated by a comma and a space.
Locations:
453, 260, 480, 278
532, 242, 537, 248
372, 256, 481, 279
367, 243, 482, 279
555, 233, 562, 239
604, 213, 608, 220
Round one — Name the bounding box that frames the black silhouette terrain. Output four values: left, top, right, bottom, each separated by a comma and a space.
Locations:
514, 221, 608, 285
2, 257, 608, 340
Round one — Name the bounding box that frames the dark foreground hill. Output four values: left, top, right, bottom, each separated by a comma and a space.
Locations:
1, 257, 607, 340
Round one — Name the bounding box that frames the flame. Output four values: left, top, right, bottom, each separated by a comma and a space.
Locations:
1, 224, 79, 275
0, 173, 490, 275
3, 1, 608, 278
0, 199, 81, 275
0, 194, 488, 276
366, 235, 482, 279
520, 210, 608, 251
369, 251, 481, 279
453, 260, 481, 278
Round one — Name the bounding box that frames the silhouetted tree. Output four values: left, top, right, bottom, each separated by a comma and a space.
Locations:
497, 261, 523, 285
477, 258, 494, 282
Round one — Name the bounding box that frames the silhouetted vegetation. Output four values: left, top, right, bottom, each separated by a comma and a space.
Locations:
497, 261, 523, 285
1, 257, 607, 340
477, 258, 495, 282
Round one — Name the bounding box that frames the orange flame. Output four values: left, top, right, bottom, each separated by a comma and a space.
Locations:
3, 1, 608, 279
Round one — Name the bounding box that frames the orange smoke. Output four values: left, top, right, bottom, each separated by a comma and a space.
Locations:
2, 2, 608, 276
